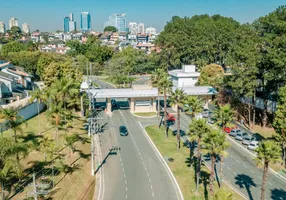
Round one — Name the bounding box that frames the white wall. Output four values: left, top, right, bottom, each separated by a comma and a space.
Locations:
178, 77, 198, 87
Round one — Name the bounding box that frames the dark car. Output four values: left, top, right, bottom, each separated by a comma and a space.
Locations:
111, 99, 117, 107
119, 126, 128, 136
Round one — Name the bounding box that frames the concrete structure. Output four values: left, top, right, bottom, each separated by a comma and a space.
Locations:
88, 85, 158, 114
146, 27, 156, 35
128, 22, 137, 34
9, 18, 18, 29
169, 65, 200, 87
81, 12, 91, 31
22, 23, 30, 34
138, 23, 145, 34
0, 22, 5, 33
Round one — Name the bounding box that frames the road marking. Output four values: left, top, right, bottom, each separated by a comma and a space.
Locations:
126, 187, 128, 192
122, 168, 125, 173
125, 180, 127, 185
268, 182, 273, 186
126, 194, 127, 199
250, 170, 254, 173
236, 160, 240, 163
230, 155, 234, 158
227, 167, 231, 170
152, 192, 155, 198
233, 172, 237, 175
121, 163, 123, 167
259, 176, 262, 179
243, 164, 247, 168
149, 178, 151, 183
145, 166, 148, 171
124, 173, 126, 178
147, 172, 149, 177
150, 185, 153, 190
149, 157, 151, 161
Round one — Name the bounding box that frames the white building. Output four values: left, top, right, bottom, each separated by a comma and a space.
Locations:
146, 27, 156, 35
168, 65, 200, 87
9, 18, 18, 29
0, 22, 5, 33
69, 21, 76, 32
69, 13, 74, 21
128, 22, 137, 35
22, 23, 30, 34
138, 23, 145, 34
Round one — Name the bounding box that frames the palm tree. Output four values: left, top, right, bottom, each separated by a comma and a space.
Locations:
213, 188, 233, 200
158, 74, 173, 138
213, 104, 233, 129
255, 140, 282, 200
184, 96, 203, 118
202, 129, 228, 196
169, 88, 186, 150
189, 118, 210, 192
151, 68, 165, 119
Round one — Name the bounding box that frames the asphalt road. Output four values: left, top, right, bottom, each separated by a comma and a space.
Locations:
94, 79, 181, 200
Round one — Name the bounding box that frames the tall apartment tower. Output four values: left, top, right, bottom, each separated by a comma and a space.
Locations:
9, 17, 18, 29
81, 12, 91, 32
105, 13, 127, 32
128, 22, 137, 35
64, 16, 70, 32
0, 22, 5, 33
138, 23, 145, 34
22, 23, 30, 34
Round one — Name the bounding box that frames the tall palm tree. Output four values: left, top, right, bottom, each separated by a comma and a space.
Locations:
169, 88, 186, 150
213, 104, 233, 129
189, 118, 210, 192
64, 133, 82, 166
184, 96, 203, 118
202, 129, 228, 196
151, 68, 165, 119
255, 140, 282, 200
158, 74, 173, 138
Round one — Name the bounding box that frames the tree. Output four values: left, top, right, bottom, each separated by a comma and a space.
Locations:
104, 26, 118, 32
189, 118, 210, 192
198, 64, 224, 89
183, 96, 203, 117
213, 188, 233, 200
169, 88, 186, 151
213, 104, 233, 129
273, 85, 286, 166
0, 41, 26, 57
151, 68, 165, 120
203, 129, 228, 196
255, 140, 281, 200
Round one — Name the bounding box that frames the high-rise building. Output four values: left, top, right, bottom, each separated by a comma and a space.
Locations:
9, 17, 18, 29
138, 23, 145, 34
105, 13, 126, 32
69, 13, 74, 21
81, 12, 91, 32
128, 22, 137, 34
69, 21, 76, 32
0, 22, 5, 33
22, 23, 30, 34
64, 16, 70, 32
146, 27, 156, 35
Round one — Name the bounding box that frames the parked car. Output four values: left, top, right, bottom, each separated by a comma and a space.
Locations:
167, 113, 176, 122
223, 126, 238, 133
247, 141, 259, 151
229, 129, 241, 137
119, 126, 128, 136
202, 110, 212, 118
208, 117, 217, 124
242, 135, 252, 145
235, 132, 248, 141
251, 133, 263, 142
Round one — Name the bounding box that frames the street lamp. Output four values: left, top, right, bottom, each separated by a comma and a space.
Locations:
80, 81, 89, 117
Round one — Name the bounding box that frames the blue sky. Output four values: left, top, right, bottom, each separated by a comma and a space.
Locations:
0, 0, 285, 32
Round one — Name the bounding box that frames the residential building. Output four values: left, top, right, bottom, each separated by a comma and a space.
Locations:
72, 33, 83, 41
9, 18, 18, 29
168, 65, 200, 87
105, 13, 127, 32
146, 27, 156, 35
81, 12, 91, 32
69, 13, 74, 21
64, 16, 70, 32
119, 32, 128, 41
63, 33, 72, 42
3, 66, 33, 89
128, 22, 137, 34
31, 32, 41, 43
137, 34, 149, 43
138, 23, 145, 34
56, 47, 71, 54
0, 22, 5, 33
22, 23, 30, 34
128, 34, 137, 42
136, 43, 155, 54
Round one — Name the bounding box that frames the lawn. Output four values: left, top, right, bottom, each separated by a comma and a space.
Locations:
2, 112, 95, 200
133, 112, 157, 117
145, 125, 243, 200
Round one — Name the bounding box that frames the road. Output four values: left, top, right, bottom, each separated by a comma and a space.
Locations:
171, 110, 286, 200
94, 80, 181, 200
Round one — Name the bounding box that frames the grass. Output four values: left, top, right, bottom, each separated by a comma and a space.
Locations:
250, 125, 276, 139
2, 112, 95, 200
133, 112, 157, 117
145, 125, 243, 200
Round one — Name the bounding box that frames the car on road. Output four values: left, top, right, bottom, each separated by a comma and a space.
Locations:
223, 126, 238, 133
235, 132, 248, 141
167, 113, 176, 122
111, 99, 117, 107
247, 141, 259, 151
208, 117, 217, 124
242, 135, 252, 145
119, 126, 128, 136
202, 110, 212, 118
229, 129, 241, 137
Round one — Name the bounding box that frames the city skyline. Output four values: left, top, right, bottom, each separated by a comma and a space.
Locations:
0, 0, 285, 32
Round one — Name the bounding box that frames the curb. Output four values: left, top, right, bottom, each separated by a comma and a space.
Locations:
139, 122, 184, 200
131, 112, 157, 119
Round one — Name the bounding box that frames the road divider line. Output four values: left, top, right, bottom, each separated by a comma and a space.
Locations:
250, 170, 254, 173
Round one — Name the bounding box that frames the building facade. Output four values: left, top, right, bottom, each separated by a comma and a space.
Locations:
9, 18, 18, 29
128, 22, 137, 35
168, 65, 200, 87
146, 27, 156, 35
64, 16, 70, 32
0, 22, 5, 33
22, 23, 30, 34
81, 12, 91, 32
138, 23, 145, 34
69, 21, 76, 32
105, 13, 126, 32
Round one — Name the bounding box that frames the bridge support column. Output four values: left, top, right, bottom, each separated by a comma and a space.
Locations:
130, 98, 135, 112
106, 98, 112, 115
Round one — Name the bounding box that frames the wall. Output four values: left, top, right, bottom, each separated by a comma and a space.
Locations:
178, 77, 198, 87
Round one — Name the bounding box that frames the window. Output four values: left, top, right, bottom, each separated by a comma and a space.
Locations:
135, 100, 151, 106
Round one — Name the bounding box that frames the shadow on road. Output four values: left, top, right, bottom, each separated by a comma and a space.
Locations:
271, 188, 286, 199
235, 174, 256, 200
95, 147, 120, 174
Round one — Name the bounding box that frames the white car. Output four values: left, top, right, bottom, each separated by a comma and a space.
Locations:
247, 141, 259, 151
242, 135, 252, 145
229, 129, 241, 137
235, 132, 248, 141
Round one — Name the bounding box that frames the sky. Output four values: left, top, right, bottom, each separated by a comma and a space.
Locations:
0, 0, 285, 32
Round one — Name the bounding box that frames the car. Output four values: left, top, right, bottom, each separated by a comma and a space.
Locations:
251, 134, 263, 142
111, 99, 117, 107
229, 129, 241, 137
202, 110, 212, 118
167, 113, 176, 122
242, 135, 252, 145
208, 117, 217, 124
235, 132, 248, 141
247, 141, 259, 151
119, 126, 128, 136
223, 126, 238, 133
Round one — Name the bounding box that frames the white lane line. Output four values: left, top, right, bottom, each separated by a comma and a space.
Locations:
149, 178, 152, 183
125, 180, 127, 185
125, 187, 128, 192
122, 168, 125, 173
236, 160, 240, 163
233, 172, 237, 175
150, 185, 153, 190
268, 182, 273, 186
250, 170, 254, 174
152, 192, 155, 198
121, 163, 123, 167
243, 164, 247, 168
124, 173, 126, 178
147, 172, 150, 177
145, 166, 148, 171
126, 194, 127, 199
227, 167, 231, 170
230, 155, 234, 158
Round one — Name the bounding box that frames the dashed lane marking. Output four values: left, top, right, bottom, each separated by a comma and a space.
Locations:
250, 170, 254, 173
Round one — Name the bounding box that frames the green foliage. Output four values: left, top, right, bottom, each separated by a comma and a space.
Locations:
255, 140, 282, 167
212, 104, 234, 128
183, 96, 203, 116
273, 85, 286, 135
212, 188, 233, 200
198, 64, 224, 89
104, 26, 118, 32
189, 118, 210, 142
1, 41, 26, 56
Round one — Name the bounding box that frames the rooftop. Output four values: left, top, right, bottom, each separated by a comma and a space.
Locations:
173, 86, 217, 95
7, 68, 32, 77
168, 64, 200, 78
